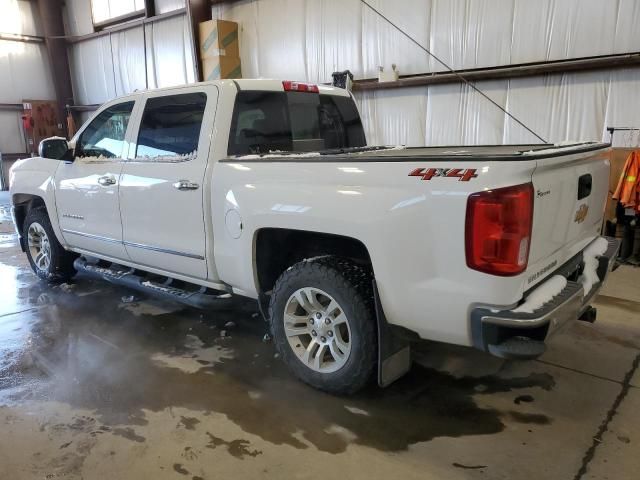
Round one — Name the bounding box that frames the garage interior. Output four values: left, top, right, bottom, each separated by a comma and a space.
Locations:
1, 0, 640, 479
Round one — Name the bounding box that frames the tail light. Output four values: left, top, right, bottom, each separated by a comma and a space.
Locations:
282, 80, 319, 93
465, 183, 534, 276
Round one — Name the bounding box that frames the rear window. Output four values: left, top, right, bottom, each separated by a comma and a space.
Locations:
228, 91, 366, 155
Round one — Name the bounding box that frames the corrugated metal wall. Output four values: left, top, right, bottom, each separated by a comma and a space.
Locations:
56, 0, 640, 147
0, 0, 55, 154
211, 0, 640, 146
64, 0, 196, 106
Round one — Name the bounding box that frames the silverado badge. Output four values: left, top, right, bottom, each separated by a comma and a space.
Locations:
574, 204, 589, 224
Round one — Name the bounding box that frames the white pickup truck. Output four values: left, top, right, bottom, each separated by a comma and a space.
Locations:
9, 79, 619, 393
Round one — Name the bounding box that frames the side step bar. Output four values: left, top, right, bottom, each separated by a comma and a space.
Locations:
73, 257, 235, 310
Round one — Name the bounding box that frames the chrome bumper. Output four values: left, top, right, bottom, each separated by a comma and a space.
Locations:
471, 237, 621, 359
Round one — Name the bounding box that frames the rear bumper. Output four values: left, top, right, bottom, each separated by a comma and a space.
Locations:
471, 237, 621, 359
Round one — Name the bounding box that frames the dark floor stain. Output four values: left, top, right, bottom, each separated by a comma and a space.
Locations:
514, 394, 534, 405
59, 442, 72, 449
206, 432, 262, 458
571, 321, 640, 350
594, 294, 640, 314
112, 427, 146, 443
617, 435, 630, 444
0, 242, 559, 454
179, 416, 201, 431
192, 477, 204, 480
508, 411, 552, 425
452, 462, 487, 470
173, 463, 189, 475
182, 446, 198, 461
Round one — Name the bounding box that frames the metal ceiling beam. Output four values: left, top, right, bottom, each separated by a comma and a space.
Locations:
353, 52, 640, 91
0, 32, 44, 44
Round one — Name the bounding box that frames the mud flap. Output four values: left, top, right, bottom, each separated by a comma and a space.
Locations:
373, 279, 411, 387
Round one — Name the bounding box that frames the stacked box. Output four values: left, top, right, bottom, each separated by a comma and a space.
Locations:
199, 20, 242, 80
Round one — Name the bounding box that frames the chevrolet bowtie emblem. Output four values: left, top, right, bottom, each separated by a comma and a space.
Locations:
574, 204, 589, 224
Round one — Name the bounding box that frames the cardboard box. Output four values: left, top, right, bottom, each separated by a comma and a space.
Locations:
202, 56, 242, 81
199, 19, 239, 59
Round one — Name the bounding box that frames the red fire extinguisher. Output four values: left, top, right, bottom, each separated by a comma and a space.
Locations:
21, 113, 35, 154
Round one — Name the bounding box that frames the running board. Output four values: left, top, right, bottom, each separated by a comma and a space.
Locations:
73, 257, 235, 310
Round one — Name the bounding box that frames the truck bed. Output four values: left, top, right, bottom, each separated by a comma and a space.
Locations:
223, 142, 608, 162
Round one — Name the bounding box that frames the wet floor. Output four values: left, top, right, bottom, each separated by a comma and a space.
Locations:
0, 201, 639, 479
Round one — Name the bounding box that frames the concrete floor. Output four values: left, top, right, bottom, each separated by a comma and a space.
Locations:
0, 200, 639, 480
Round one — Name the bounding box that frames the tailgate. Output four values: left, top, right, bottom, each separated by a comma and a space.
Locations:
525, 147, 610, 288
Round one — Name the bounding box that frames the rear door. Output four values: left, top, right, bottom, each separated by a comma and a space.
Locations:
527, 148, 610, 286
119, 85, 218, 280
55, 100, 135, 260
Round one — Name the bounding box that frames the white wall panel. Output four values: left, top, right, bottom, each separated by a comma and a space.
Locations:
357, 87, 428, 146
64, 0, 94, 37
68, 36, 117, 105
429, 0, 514, 71
425, 80, 508, 145
210, 0, 640, 146
154, 0, 185, 14
0, 111, 26, 153
67, 13, 196, 106
0, 2, 54, 154
614, 0, 640, 53
305, 0, 364, 82
604, 68, 640, 139
259, 0, 306, 79
0, 42, 55, 103
145, 15, 196, 88
361, 0, 431, 78
0, 0, 42, 37
565, 71, 610, 143
503, 75, 568, 144
111, 26, 147, 95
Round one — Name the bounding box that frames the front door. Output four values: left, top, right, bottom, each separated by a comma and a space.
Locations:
119, 86, 218, 280
55, 101, 136, 260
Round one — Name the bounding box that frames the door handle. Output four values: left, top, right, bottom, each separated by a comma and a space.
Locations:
173, 180, 200, 191
97, 175, 116, 186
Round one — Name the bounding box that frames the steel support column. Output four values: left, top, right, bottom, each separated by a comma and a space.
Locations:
186, 0, 210, 81
37, 0, 75, 135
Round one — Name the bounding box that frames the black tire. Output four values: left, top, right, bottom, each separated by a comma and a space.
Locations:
269, 256, 377, 394
23, 207, 77, 283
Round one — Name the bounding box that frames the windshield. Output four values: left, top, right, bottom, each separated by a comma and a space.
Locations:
227, 91, 366, 156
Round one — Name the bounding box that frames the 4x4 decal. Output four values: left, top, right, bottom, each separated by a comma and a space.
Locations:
409, 168, 478, 182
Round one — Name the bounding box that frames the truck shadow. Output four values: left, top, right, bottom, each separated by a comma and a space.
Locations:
1, 274, 556, 454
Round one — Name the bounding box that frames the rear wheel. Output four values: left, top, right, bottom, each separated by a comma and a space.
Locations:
269, 256, 376, 394
23, 208, 77, 282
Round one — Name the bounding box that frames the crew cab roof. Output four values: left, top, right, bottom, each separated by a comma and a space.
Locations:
108, 79, 351, 102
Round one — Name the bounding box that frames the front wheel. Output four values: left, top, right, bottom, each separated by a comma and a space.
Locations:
269, 257, 376, 394
23, 208, 77, 282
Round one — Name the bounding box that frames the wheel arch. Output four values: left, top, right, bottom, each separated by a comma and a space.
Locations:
254, 228, 373, 295
12, 194, 47, 249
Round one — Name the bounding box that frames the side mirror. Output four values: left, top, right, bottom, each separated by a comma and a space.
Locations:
39, 137, 73, 161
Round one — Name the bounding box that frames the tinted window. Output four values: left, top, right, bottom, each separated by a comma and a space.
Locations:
228, 91, 366, 156
77, 102, 134, 158
136, 93, 207, 159
319, 95, 366, 149
228, 92, 292, 155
